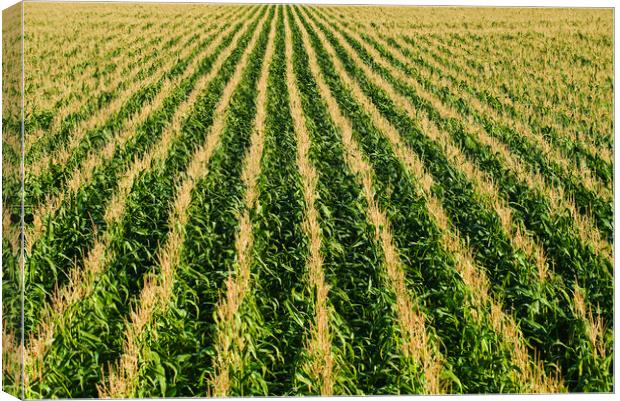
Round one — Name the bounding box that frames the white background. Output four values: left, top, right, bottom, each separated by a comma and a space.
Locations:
0, 0, 617, 400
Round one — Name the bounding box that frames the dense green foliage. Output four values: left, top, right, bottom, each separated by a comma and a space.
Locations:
3, 3, 613, 397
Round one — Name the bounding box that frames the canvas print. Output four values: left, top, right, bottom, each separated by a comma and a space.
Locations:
1, 1, 614, 398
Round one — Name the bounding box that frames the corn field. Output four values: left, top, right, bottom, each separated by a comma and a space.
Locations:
1, 2, 613, 397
